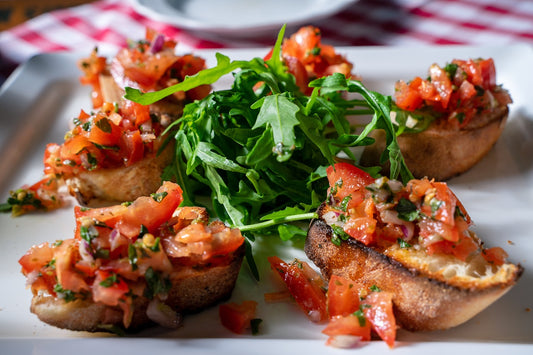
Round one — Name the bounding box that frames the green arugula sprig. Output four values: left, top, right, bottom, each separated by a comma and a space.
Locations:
124, 25, 413, 241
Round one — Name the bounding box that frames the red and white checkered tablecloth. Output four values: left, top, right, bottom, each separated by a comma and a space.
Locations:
0, 0, 532, 80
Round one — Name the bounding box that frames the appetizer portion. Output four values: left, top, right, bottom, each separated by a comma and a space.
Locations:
43, 101, 173, 205
266, 257, 397, 348
19, 181, 245, 332
266, 26, 354, 94
79, 28, 211, 116
2, 30, 212, 213
305, 162, 522, 331
361, 58, 512, 180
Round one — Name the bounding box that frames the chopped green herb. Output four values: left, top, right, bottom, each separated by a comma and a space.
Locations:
99, 273, 118, 288
251, 318, 262, 335
151, 191, 168, 202
395, 197, 419, 222
144, 267, 171, 299
397, 238, 412, 248
53, 284, 77, 302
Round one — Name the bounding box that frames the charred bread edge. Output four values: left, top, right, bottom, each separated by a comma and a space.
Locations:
30, 243, 245, 333
305, 203, 523, 331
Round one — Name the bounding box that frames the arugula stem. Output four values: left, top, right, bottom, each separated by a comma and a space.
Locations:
239, 212, 318, 232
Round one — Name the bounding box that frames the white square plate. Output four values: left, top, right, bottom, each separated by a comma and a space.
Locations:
1, 45, 532, 354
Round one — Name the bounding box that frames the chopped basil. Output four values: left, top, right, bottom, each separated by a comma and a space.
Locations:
151, 191, 168, 203
309, 47, 321, 56
395, 197, 419, 222
80, 225, 99, 243
353, 309, 367, 327
429, 197, 443, 214
139, 224, 149, 238
99, 273, 118, 288
397, 238, 412, 248
45, 258, 56, 269
444, 63, 458, 78
95, 117, 112, 133
339, 195, 351, 212
144, 267, 171, 299
251, 318, 262, 335
92, 143, 120, 151
330, 224, 351, 245
370, 285, 381, 292
53, 284, 77, 302
86, 152, 98, 170
128, 244, 138, 270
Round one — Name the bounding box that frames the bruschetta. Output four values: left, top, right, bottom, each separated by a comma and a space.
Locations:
19, 181, 245, 332
78, 28, 211, 115
305, 162, 523, 331
264, 26, 355, 94
361, 58, 512, 181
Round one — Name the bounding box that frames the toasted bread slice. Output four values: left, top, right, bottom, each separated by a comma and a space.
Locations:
20, 184, 246, 333
305, 202, 523, 331
66, 140, 174, 206
30, 245, 244, 332
360, 105, 509, 181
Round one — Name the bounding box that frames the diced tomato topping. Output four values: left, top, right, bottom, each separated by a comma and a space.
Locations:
394, 57, 511, 128
19, 242, 54, 275
361, 291, 396, 348
116, 181, 183, 238
266, 26, 354, 94
327, 275, 360, 318
326, 162, 375, 208
267, 256, 328, 323
482, 247, 508, 266
322, 314, 372, 342
219, 300, 258, 334
54, 239, 90, 293
92, 270, 130, 306
343, 217, 377, 246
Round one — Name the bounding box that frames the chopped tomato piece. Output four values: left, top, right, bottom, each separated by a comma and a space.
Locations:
19, 242, 54, 275
268, 256, 328, 323
219, 300, 258, 334
362, 291, 396, 348
116, 181, 183, 238
322, 314, 371, 341
326, 163, 374, 208
482, 247, 508, 266
343, 217, 377, 246
327, 275, 360, 318
92, 270, 130, 306
394, 57, 511, 128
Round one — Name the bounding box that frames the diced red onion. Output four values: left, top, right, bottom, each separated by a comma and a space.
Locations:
79, 240, 94, 262
150, 34, 165, 54
326, 335, 364, 349
25, 270, 40, 287
146, 299, 183, 329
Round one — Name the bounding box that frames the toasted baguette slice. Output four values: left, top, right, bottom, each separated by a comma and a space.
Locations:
20, 184, 246, 333
360, 105, 509, 181
305, 202, 523, 332
66, 140, 174, 206
30, 244, 244, 332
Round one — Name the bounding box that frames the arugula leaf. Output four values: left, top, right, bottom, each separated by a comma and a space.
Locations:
126, 25, 413, 241
251, 94, 300, 162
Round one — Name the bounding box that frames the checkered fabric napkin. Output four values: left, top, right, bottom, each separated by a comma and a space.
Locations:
0, 0, 532, 70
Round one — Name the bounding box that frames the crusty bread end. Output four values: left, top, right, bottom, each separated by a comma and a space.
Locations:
305, 204, 523, 332
360, 106, 508, 181
66, 141, 174, 206
30, 243, 245, 333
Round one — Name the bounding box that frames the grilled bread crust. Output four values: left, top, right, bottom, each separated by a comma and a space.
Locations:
30, 243, 245, 333
66, 141, 174, 206
360, 105, 509, 181
305, 203, 523, 332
